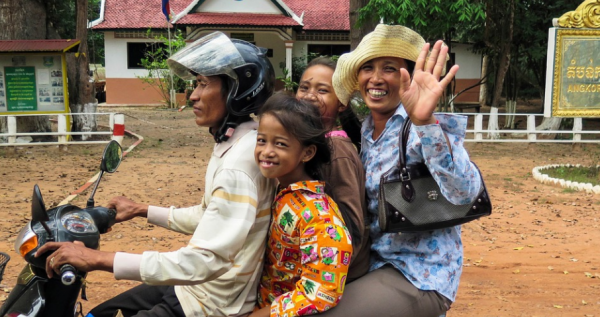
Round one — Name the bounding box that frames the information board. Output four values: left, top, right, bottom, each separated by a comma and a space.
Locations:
5, 66, 37, 111
0, 54, 68, 114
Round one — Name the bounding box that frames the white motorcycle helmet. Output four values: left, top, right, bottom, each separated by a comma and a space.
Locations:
168, 32, 275, 142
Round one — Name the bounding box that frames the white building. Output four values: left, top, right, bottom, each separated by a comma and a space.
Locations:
92, 0, 481, 105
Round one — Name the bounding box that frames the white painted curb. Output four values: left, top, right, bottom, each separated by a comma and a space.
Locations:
532, 164, 600, 194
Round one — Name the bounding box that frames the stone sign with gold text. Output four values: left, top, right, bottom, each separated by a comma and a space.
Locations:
544, 0, 600, 117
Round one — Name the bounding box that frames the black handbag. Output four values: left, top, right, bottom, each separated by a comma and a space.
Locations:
378, 118, 492, 233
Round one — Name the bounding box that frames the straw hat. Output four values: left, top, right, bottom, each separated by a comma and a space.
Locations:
332, 24, 426, 106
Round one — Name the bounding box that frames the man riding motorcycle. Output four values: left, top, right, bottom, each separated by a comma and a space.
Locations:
37, 32, 277, 317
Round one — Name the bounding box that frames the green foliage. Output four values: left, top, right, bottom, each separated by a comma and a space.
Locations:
350, 96, 370, 120
45, 0, 105, 65
137, 29, 188, 107
356, 0, 584, 106
46, 0, 76, 39
278, 52, 321, 89
507, 0, 584, 101
277, 68, 298, 92
88, 0, 105, 65
358, 0, 485, 41
277, 52, 339, 93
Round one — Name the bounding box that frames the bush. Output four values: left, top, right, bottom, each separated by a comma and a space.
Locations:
137, 29, 188, 108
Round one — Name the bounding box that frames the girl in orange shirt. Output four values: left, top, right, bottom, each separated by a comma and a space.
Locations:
252, 93, 353, 317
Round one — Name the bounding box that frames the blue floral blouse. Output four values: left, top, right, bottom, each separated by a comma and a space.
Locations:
361, 105, 481, 302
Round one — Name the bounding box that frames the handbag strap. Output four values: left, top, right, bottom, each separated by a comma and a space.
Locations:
398, 117, 416, 202
398, 117, 412, 169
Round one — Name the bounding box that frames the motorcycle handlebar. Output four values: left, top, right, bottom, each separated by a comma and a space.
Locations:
60, 264, 77, 285
86, 207, 117, 234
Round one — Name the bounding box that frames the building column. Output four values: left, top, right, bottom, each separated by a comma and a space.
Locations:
284, 41, 294, 79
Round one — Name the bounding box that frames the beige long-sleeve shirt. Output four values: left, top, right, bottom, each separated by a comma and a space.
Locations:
113, 121, 276, 316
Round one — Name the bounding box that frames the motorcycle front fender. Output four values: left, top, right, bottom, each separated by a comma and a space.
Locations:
0, 265, 45, 316
0, 263, 81, 317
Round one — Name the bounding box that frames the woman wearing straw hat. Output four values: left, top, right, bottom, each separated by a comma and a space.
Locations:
317, 24, 482, 317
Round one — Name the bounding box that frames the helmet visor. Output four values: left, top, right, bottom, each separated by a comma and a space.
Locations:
167, 32, 244, 81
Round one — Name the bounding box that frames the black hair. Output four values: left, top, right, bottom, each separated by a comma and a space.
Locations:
303, 57, 363, 245
260, 93, 361, 245
259, 92, 331, 179
218, 74, 230, 99
303, 56, 362, 149
306, 56, 337, 71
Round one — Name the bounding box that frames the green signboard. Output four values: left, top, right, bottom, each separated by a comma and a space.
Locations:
5, 66, 37, 111
0, 54, 68, 114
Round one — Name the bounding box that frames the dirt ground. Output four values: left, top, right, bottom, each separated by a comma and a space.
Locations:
1, 107, 599, 317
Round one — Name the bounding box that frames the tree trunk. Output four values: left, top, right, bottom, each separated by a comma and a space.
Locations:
489, 0, 515, 110
479, 55, 488, 106
536, 117, 562, 139
67, 0, 97, 140
491, 46, 511, 109
350, 0, 377, 50
487, 106, 500, 139
0, 0, 52, 142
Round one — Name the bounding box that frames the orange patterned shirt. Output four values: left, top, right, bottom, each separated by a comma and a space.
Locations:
257, 180, 353, 317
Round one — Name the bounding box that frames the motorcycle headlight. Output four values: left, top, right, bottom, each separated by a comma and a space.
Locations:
14, 223, 38, 257
61, 211, 98, 234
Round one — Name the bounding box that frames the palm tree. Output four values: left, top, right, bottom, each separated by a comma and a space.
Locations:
304, 279, 316, 295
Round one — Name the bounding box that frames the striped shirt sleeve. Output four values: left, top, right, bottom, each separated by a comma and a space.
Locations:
137, 168, 259, 285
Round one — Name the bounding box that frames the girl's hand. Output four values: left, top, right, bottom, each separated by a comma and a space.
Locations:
399, 40, 459, 125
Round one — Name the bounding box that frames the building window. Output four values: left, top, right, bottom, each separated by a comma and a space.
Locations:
229, 33, 273, 57
230, 33, 255, 42
307, 44, 350, 57
116, 31, 171, 39
297, 32, 349, 41
127, 42, 168, 69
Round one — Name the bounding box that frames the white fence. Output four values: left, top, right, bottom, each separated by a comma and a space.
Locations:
0, 113, 124, 146
1, 112, 598, 145
453, 112, 600, 143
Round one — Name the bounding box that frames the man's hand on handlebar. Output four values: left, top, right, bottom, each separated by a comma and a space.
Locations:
35, 241, 115, 278
106, 196, 149, 223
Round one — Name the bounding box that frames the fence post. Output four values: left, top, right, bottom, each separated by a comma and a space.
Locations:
474, 114, 483, 141
527, 115, 537, 142
7, 116, 16, 144
57, 114, 67, 144
109, 112, 114, 130
573, 118, 582, 143
112, 113, 125, 145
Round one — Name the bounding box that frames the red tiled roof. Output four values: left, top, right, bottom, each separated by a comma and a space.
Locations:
93, 0, 347, 31
283, 0, 349, 31
93, 0, 190, 29
0, 40, 81, 53
177, 12, 300, 26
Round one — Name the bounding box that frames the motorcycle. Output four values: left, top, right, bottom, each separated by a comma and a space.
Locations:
0, 140, 123, 317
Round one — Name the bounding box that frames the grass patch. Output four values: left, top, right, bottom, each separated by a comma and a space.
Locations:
561, 187, 578, 193
542, 166, 600, 186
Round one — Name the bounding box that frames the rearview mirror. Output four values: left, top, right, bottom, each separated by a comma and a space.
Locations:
100, 140, 123, 173
31, 184, 49, 223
